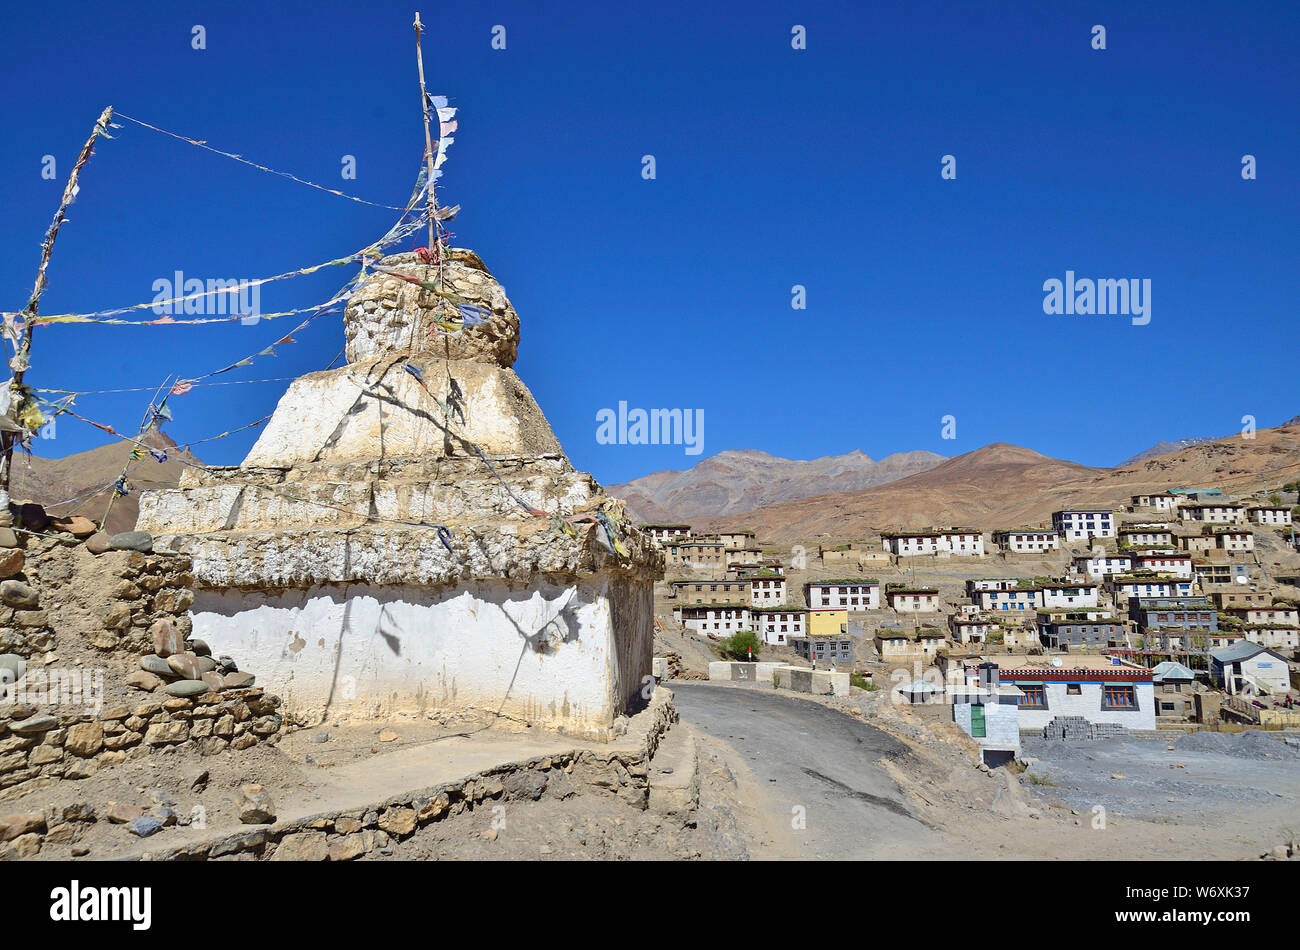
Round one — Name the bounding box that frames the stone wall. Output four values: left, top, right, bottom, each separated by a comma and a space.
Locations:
0, 519, 284, 797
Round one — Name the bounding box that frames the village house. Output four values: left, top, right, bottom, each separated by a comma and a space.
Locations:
951, 677, 1025, 765
668, 578, 750, 605
808, 607, 849, 637
1208, 631, 1246, 650
1212, 527, 1255, 552
1248, 505, 1293, 526
724, 546, 764, 569
1118, 526, 1175, 548
664, 537, 726, 570
804, 579, 881, 610
1132, 552, 1195, 578
950, 617, 997, 645
1004, 656, 1157, 732
1180, 503, 1245, 524
1052, 509, 1116, 540
886, 587, 941, 612
1131, 492, 1178, 512
1037, 614, 1123, 651
1040, 581, 1100, 609
1209, 641, 1291, 695
791, 634, 855, 667
881, 528, 986, 557
673, 603, 751, 636
1226, 605, 1300, 628
874, 628, 915, 661
1192, 552, 1251, 586
639, 523, 692, 544
1150, 661, 1198, 720
751, 606, 808, 646
1072, 553, 1133, 578
975, 587, 1041, 612
992, 528, 1060, 553
1108, 574, 1195, 600
1210, 590, 1271, 610
1244, 627, 1300, 653
728, 560, 784, 577
1130, 597, 1217, 635
745, 571, 787, 607
716, 529, 756, 550
966, 578, 1022, 594
1178, 534, 1217, 554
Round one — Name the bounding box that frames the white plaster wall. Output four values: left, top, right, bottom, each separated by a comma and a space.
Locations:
1016, 682, 1156, 731
190, 570, 653, 737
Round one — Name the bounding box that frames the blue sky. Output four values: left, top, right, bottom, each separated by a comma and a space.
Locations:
0, 0, 1296, 487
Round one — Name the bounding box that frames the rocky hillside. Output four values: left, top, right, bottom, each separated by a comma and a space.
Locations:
8, 431, 197, 535
696, 422, 1300, 543
607, 448, 945, 523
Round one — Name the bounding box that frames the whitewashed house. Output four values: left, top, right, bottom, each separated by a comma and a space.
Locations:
1072, 553, 1133, 578
751, 606, 808, 646
746, 573, 788, 607
882, 529, 985, 557
1214, 529, 1255, 553
804, 579, 881, 610
975, 588, 1041, 612
1131, 492, 1177, 512
1052, 509, 1116, 540
886, 588, 941, 612
1040, 582, 1100, 609
1119, 526, 1175, 548
1109, 576, 1195, 600
1180, 503, 1244, 524
1209, 641, 1291, 695
1248, 506, 1293, 526
1004, 659, 1156, 732
673, 604, 751, 636
1132, 553, 1195, 578
992, 529, 1060, 553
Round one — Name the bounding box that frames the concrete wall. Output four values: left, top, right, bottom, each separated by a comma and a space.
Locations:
190, 569, 653, 739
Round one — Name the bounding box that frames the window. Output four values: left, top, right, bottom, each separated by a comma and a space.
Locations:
1103, 685, 1136, 708
1067, 684, 1082, 695
1019, 685, 1046, 708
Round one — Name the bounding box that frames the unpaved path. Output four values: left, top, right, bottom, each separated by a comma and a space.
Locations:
669, 681, 962, 859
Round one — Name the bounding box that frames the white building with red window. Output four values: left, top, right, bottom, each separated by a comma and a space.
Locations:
1132, 553, 1195, 579
1248, 506, 1293, 526
882, 529, 985, 557
886, 588, 941, 612
1213, 529, 1255, 553
672, 604, 750, 636
1002, 658, 1156, 731
751, 607, 808, 646
992, 529, 1060, 553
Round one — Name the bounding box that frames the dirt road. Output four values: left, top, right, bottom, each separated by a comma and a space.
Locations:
669, 682, 962, 859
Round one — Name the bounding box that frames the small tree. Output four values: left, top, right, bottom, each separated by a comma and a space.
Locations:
720, 629, 761, 661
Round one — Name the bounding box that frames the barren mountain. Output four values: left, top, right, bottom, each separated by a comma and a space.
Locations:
606, 448, 946, 523
9, 430, 198, 535
1119, 437, 1216, 467
692, 422, 1300, 544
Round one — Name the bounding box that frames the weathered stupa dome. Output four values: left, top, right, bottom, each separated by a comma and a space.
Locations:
137, 250, 662, 739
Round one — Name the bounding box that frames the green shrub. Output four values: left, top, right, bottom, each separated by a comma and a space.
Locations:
850, 674, 877, 691
719, 629, 761, 660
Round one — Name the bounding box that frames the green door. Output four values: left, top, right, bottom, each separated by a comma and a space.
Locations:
971, 704, 987, 738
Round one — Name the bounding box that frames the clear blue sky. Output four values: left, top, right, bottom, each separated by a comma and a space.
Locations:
0, 0, 1295, 488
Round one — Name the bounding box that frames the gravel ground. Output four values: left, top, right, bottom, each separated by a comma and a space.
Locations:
1021, 730, 1300, 823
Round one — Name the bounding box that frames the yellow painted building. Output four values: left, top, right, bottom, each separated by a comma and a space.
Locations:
808, 608, 848, 638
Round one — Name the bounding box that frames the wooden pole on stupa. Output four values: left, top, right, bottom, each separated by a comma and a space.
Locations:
412, 13, 439, 253
0, 105, 114, 524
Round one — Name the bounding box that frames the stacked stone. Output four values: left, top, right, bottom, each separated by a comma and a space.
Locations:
1041, 715, 1093, 740
0, 686, 283, 794
1090, 722, 1129, 739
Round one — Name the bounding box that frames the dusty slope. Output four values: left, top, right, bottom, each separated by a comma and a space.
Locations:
8, 430, 197, 534
608, 447, 945, 522
698, 423, 1300, 543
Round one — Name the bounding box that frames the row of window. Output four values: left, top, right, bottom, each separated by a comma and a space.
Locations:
1018, 684, 1137, 709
